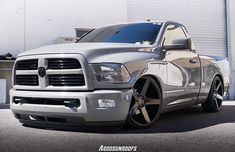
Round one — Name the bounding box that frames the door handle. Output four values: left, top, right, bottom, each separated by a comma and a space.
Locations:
189, 58, 198, 64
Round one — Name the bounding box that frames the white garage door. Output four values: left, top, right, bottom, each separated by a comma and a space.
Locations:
128, 0, 227, 57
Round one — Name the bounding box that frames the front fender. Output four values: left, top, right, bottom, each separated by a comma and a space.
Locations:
125, 60, 167, 98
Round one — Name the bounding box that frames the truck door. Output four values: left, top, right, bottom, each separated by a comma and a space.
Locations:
163, 24, 201, 106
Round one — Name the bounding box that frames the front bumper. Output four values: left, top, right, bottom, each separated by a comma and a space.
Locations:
10, 89, 133, 126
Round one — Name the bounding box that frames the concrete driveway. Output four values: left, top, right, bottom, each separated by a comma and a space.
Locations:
0, 102, 235, 152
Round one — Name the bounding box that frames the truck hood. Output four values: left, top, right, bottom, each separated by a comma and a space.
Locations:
18, 43, 158, 63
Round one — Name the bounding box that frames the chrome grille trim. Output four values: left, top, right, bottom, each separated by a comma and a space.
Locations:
46, 69, 83, 75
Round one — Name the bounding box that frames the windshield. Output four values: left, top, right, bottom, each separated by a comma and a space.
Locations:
78, 23, 162, 45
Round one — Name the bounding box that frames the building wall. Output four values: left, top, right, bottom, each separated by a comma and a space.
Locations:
0, 0, 24, 56
227, 0, 235, 99
24, 0, 127, 50
0, 0, 128, 55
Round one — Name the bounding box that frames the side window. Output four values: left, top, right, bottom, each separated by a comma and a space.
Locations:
163, 25, 187, 46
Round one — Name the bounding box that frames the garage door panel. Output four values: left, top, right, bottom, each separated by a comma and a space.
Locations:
128, 0, 227, 57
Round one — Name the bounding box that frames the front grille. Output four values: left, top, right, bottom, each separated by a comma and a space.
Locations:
49, 74, 85, 86
48, 58, 81, 69
15, 75, 39, 86
14, 57, 87, 88
16, 59, 38, 70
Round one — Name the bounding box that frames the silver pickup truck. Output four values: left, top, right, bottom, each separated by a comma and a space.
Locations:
10, 21, 230, 128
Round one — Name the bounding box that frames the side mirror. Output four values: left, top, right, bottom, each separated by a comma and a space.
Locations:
163, 38, 191, 51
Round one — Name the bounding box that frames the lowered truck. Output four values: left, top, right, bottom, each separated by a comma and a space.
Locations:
10, 21, 229, 128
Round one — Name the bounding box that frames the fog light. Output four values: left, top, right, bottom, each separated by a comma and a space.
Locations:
98, 99, 116, 108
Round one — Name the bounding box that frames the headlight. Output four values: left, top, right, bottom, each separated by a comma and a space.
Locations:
89, 63, 130, 83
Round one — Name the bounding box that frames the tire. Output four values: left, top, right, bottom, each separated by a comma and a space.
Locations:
126, 76, 162, 128
202, 76, 224, 112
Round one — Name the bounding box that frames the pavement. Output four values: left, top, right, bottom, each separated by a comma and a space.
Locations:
0, 102, 235, 152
